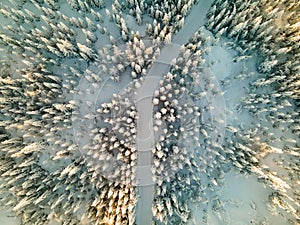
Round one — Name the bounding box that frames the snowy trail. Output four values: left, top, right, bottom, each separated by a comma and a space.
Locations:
135, 1, 213, 224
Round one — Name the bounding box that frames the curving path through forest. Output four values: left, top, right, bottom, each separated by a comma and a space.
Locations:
135, 0, 214, 224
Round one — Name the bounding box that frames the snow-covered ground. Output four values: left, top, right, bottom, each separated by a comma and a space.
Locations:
0, 0, 298, 224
